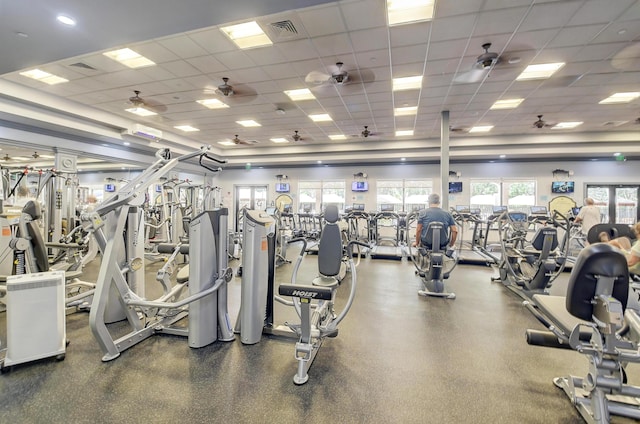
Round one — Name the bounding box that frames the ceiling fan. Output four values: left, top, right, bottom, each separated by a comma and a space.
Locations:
32, 151, 40, 159
231, 135, 258, 146
0, 154, 10, 162
291, 130, 305, 142
305, 62, 375, 93
361, 125, 382, 138
127, 90, 167, 113
205, 78, 258, 104
454, 43, 499, 84
533, 115, 554, 129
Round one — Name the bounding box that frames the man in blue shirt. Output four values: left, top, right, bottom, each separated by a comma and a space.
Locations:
413, 193, 458, 250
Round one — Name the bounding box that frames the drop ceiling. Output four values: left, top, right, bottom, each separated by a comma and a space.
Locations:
0, 0, 639, 170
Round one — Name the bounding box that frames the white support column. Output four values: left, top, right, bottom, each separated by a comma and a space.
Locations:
441, 110, 450, 211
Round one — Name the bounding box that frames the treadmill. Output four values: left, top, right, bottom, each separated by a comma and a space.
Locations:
369, 204, 404, 260
453, 205, 494, 265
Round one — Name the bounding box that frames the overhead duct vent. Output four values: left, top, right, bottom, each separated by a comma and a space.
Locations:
263, 17, 305, 41
69, 62, 97, 71
123, 124, 163, 141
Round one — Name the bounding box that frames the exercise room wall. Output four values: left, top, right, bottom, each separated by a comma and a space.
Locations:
215, 159, 639, 211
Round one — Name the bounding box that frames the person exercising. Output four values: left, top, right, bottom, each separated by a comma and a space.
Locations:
413, 193, 458, 251
574, 197, 601, 238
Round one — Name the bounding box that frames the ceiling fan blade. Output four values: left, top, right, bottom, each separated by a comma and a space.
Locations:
305, 70, 331, 85
454, 67, 489, 84
349, 68, 376, 84
611, 42, 640, 70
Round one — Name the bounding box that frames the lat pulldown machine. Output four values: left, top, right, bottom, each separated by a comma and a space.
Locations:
81, 147, 233, 361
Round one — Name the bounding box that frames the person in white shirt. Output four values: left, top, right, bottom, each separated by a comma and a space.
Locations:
574, 197, 601, 238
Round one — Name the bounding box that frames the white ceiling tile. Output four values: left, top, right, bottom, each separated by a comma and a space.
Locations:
568, 0, 637, 26
134, 41, 181, 64
243, 45, 289, 66
232, 67, 272, 83
575, 42, 629, 61
276, 38, 321, 61
158, 61, 202, 78
262, 63, 302, 81
431, 15, 477, 42
297, 4, 347, 37
214, 50, 257, 70
354, 49, 390, 68
340, 0, 386, 31
389, 22, 431, 47
519, 2, 583, 32
157, 34, 210, 59
436, 0, 485, 18
390, 44, 427, 64
312, 33, 355, 57
187, 27, 236, 54
139, 66, 180, 81
547, 24, 605, 48
506, 29, 559, 51
428, 39, 474, 61
473, 7, 531, 36
185, 56, 228, 74
350, 28, 389, 52
617, 1, 640, 21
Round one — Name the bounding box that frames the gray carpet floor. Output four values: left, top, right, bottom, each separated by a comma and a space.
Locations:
1, 250, 639, 423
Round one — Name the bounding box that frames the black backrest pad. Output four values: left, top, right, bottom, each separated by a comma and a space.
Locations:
565, 243, 629, 320
423, 222, 447, 249
26, 220, 50, 272
587, 223, 636, 244
318, 205, 342, 276
530, 227, 558, 250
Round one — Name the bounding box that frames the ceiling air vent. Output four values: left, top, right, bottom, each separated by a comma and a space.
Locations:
69, 62, 97, 71
602, 121, 628, 127
270, 20, 298, 35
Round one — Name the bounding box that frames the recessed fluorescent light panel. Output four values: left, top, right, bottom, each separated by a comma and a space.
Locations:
125, 107, 157, 117
284, 88, 316, 101
236, 120, 261, 127
19, 69, 68, 85
270, 138, 289, 143
516, 63, 565, 80
552, 121, 583, 129
174, 125, 199, 132
103, 48, 155, 68
309, 114, 332, 122
468, 125, 494, 133
599, 92, 640, 104
490, 98, 524, 110
328, 134, 347, 140
220, 21, 272, 49
394, 106, 418, 116
196, 98, 229, 109
56, 15, 76, 26
395, 130, 414, 136
218, 140, 236, 146
393, 76, 423, 91
387, 0, 435, 26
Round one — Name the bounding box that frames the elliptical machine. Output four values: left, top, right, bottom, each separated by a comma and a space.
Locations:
492, 210, 569, 300
409, 221, 458, 299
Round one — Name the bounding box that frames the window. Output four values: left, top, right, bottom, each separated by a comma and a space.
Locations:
377, 179, 432, 212
299, 180, 345, 213
299, 180, 321, 213
505, 180, 536, 214
322, 180, 345, 211
470, 180, 501, 219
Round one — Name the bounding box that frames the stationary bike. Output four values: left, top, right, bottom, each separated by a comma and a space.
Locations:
409, 221, 458, 299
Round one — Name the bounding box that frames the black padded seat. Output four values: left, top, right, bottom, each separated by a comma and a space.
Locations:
566, 243, 629, 320
533, 295, 592, 337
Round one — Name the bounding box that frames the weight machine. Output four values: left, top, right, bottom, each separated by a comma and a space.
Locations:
80, 147, 233, 361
